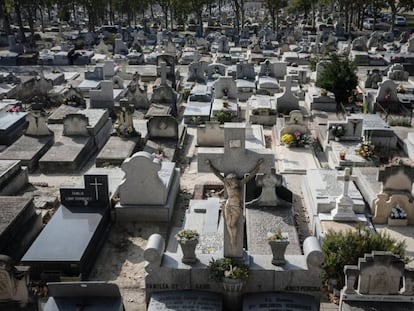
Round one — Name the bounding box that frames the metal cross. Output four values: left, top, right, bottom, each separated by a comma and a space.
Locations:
89, 178, 103, 201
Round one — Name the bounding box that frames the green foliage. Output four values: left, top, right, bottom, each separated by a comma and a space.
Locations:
215, 110, 233, 124
388, 117, 411, 127
316, 54, 358, 106
322, 226, 407, 289
267, 229, 287, 241
175, 229, 199, 241
208, 257, 249, 281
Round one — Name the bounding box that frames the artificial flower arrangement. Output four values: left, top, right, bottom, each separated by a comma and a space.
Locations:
390, 204, 407, 219
331, 125, 345, 138
397, 85, 406, 94
355, 134, 375, 159
281, 131, 314, 147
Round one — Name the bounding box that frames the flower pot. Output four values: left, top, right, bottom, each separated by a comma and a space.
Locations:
388, 217, 408, 226
268, 239, 289, 265
178, 239, 198, 264
339, 152, 346, 160
222, 277, 244, 292
334, 136, 340, 142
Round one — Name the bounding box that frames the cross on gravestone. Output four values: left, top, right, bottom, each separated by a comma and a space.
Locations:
158, 62, 169, 86
89, 178, 103, 201
331, 168, 358, 220
198, 123, 275, 259
337, 168, 357, 199
60, 175, 109, 208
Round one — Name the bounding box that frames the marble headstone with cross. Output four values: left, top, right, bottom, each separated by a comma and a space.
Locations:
276, 76, 299, 114
198, 123, 274, 258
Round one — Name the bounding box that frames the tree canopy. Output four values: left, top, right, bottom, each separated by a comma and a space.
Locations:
316, 53, 358, 107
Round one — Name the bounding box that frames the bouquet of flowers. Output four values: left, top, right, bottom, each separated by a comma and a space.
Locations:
295, 131, 314, 146
331, 125, 345, 138
356, 142, 374, 159
390, 204, 407, 219
281, 133, 296, 146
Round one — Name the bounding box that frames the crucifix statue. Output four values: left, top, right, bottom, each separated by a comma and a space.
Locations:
206, 158, 264, 257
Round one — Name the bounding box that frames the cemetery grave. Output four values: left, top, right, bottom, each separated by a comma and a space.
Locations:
2, 3, 414, 310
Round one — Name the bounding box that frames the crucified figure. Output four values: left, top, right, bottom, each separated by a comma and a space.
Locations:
206, 159, 264, 247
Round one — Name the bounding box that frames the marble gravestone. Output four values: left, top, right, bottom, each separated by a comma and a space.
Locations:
370, 160, 414, 225
0, 108, 54, 171
21, 175, 111, 280
115, 151, 180, 222
39, 110, 112, 173
340, 251, 414, 310
302, 168, 366, 240
276, 76, 299, 114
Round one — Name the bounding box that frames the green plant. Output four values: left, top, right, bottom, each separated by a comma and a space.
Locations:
208, 257, 249, 281
267, 230, 288, 241
215, 110, 233, 124
331, 125, 345, 137
388, 117, 411, 127
175, 229, 199, 241
322, 225, 407, 289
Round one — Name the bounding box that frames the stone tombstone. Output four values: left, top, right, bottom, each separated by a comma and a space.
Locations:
119, 151, 172, 205
387, 63, 409, 81
351, 36, 368, 51
327, 116, 363, 141
213, 76, 237, 99
60, 174, 109, 208
376, 79, 398, 104
236, 62, 255, 80
217, 35, 229, 53
253, 168, 289, 207
355, 252, 405, 295
187, 61, 207, 83
112, 75, 124, 89
335, 19, 345, 36
274, 62, 287, 79
258, 59, 276, 77
147, 291, 222, 311
62, 114, 89, 136
371, 159, 414, 224
147, 116, 178, 139
408, 37, 414, 53
115, 99, 136, 136
95, 34, 111, 55
25, 109, 53, 136
0, 255, 15, 300
364, 69, 382, 89
276, 76, 299, 114
331, 168, 358, 221
207, 63, 226, 80
65, 86, 86, 107
151, 84, 178, 116
316, 60, 330, 81
125, 78, 149, 109
89, 80, 115, 109
114, 34, 129, 55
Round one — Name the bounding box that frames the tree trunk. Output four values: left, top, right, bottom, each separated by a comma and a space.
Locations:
39, 6, 45, 33
0, 1, 11, 35
170, 8, 173, 31
15, 1, 26, 43
198, 12, 203, 37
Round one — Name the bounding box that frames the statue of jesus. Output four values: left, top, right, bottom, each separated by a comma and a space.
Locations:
206, 159, 264, 247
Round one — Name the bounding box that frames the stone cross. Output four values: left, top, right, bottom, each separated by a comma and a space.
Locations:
337, 168, 357, 199
198, 124, 274, 260
158, 62, 169, 86
332, 168, 358, 220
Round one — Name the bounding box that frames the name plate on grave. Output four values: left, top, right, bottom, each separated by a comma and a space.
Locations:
60, 175, 109, 208
243, 293, 318, 311
147, 291, 222, 311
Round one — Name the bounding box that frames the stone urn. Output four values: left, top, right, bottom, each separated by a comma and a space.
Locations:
268, 232, 289, 265
175, 229, 199, 264
222, 277, 245, 292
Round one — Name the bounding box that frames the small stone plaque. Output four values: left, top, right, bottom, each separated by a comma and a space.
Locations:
229, 139, 241, 148
147, 291, 222, 311
60, 175, 109, 208
243, 292, 318, 311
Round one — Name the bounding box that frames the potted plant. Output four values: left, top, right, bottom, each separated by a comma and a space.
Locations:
175, 229, 199, 264
320, 88, 328, 96
331, 125, 345, 141
388, 204, 408, 226
208, 257, 249, 291
267, 230, 289, 265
